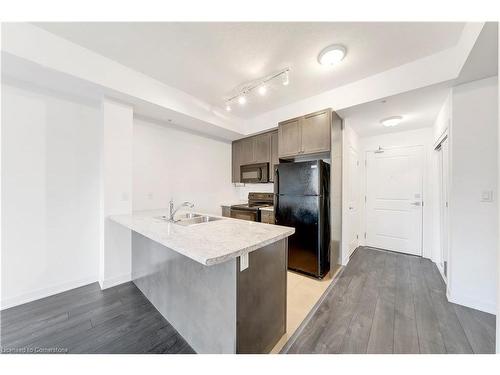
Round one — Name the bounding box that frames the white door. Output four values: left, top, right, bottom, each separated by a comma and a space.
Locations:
365, 146, 424, 256
346, 144, 360, 257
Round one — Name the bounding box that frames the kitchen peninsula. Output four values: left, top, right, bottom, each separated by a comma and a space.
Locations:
110, 210, 294, 354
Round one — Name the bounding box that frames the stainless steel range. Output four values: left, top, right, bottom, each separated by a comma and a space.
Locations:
230, 192, 274, 222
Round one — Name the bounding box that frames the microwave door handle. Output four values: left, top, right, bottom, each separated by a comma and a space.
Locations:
258, 167, 262, 181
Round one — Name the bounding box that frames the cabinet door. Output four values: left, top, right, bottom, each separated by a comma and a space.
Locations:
253, 133, 271, 163
240, 137, 255, 165
278, 117, 301, 158
270, 131, 279, 182
232, 141, 243, 183
299, 109, 331, 155
301, 109, 331, 155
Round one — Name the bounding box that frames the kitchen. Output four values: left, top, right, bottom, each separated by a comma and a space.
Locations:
0, 19, 498, 361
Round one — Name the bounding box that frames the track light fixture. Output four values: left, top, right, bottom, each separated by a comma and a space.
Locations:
224, 68, 290, 110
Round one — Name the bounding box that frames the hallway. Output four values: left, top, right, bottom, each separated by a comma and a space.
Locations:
285, 247, 496, 354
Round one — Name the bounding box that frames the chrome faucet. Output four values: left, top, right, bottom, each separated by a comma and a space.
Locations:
169, 199, 195, 222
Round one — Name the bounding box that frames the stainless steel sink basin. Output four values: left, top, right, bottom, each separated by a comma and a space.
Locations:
155, 213, 201, 221
177, 213, 201, 220
175, 215, 222, 226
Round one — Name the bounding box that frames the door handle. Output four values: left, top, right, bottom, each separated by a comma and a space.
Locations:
411, 202, 422, 206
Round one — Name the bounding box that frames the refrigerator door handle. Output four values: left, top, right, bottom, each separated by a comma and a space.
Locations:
274, 168, 279, 195
274, 195, 279, 225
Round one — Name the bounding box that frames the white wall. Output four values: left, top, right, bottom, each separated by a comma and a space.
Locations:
448, 76, 498, 314
357, 128, 436, 260
1, 83, 101, 308
133, 118, 239, 215
232, 183, 274, 202
497, 40, 500, 351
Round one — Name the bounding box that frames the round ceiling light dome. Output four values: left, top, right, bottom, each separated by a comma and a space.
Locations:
318, 44, 346, 66
380, 116, 403, 127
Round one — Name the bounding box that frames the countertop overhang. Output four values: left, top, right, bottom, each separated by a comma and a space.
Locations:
109, 209, 294, 266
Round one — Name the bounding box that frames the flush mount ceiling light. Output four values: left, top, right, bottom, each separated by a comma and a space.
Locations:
380, 116, 403, 127
318, 44, 346, 66
224, 68, 290, 110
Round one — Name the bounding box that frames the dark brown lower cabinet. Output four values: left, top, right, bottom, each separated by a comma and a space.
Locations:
236, 239, 287, 353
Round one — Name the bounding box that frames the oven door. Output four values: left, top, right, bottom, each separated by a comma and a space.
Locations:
230, 208, 258, 222
240, 163, 269, 183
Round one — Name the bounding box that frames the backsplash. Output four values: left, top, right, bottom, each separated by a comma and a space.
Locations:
233, 183, 274, 200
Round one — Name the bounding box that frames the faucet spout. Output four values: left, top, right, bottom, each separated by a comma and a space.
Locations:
169, 199, 195, 222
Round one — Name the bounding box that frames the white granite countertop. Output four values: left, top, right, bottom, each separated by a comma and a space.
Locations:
220, 201, 247, 207
259, 206, 274, 212
109, 209, 294, 266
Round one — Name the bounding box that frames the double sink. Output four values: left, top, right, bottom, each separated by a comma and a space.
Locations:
156, 212, 222, 226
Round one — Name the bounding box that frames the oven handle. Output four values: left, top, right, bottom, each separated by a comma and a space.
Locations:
230, 208, 258, 221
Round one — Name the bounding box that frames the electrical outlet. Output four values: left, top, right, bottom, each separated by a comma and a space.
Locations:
240, 253, 249, 271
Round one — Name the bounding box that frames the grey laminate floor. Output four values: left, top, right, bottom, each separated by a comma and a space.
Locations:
286, 247, 496, 354
0, 282, 194, 354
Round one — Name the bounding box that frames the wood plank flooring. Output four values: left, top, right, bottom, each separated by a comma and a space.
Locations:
0, 282, 194, 354
1, 247, 496, 354
285, 247, 496, 354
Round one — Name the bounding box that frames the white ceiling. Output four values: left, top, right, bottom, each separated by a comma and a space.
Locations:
34, 22, 465, 119
337, 83, 451, 137
455, 22, 498, 85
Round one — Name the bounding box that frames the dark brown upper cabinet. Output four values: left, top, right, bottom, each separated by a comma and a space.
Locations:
278, 108, 332, 158
269, 130, 279, 182
231, 131, 273, 183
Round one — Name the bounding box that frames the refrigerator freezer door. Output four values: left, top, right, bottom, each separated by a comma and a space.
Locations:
275, 160, 320, 196
275, 195, 320, 277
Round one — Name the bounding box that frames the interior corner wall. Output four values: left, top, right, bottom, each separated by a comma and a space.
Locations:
357, 127, 436, 260
1, 83, 101, 309
100, 98, 133, 289
449, 76, 498, 314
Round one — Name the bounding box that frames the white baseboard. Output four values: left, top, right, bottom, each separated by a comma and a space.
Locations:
447, 288, 496, 315
99, 273, 131, 290
0, 275, 98, 310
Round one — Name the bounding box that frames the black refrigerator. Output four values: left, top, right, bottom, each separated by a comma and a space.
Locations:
274, 160, 330, 279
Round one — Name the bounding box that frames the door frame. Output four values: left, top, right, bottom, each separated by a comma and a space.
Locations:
435, 133, 450, 284
363, 144, 425, 256
346, 143, 360, 259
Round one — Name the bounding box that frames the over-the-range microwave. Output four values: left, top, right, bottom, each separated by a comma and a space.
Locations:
240, 163, 269, 183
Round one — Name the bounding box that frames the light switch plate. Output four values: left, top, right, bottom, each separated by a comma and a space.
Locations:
240, 253, 249, 271
481, 190, 494, 202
